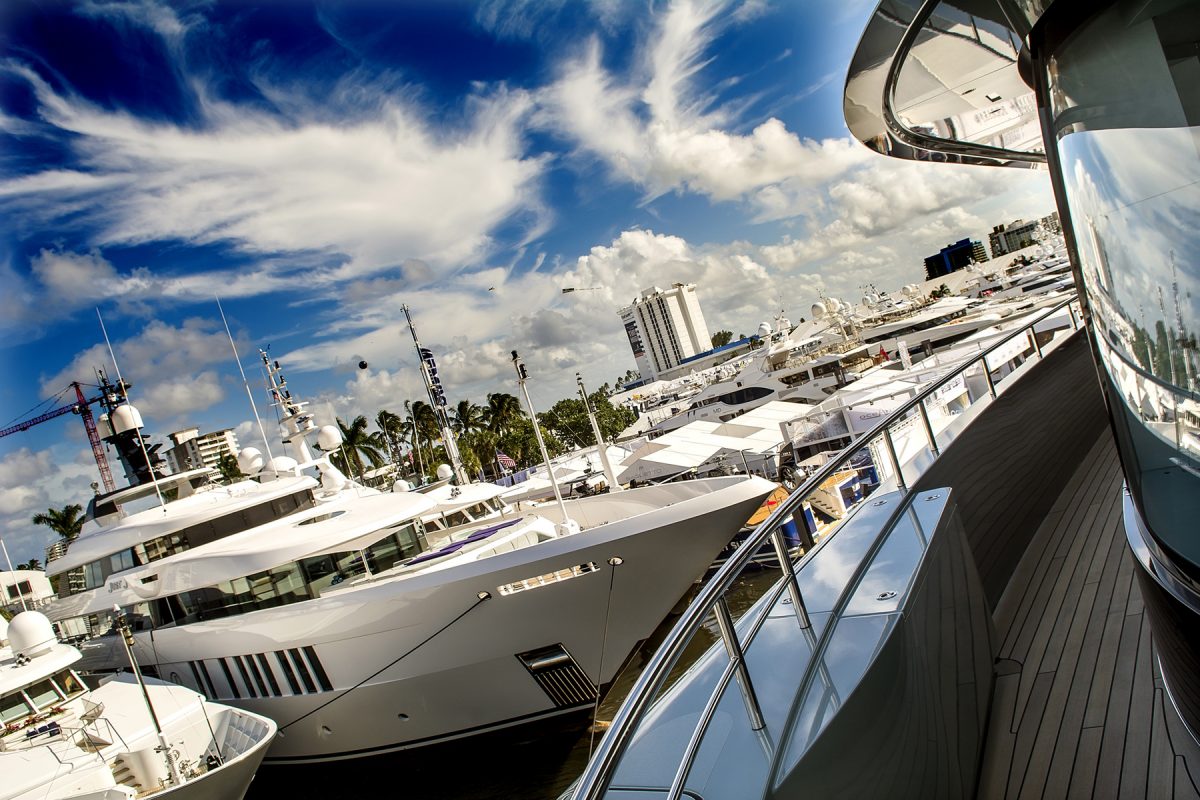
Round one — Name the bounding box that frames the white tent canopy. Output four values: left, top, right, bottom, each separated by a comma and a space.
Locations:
616, 401, 805, 484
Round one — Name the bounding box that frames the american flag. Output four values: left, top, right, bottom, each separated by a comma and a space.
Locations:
496, 451, 517, 470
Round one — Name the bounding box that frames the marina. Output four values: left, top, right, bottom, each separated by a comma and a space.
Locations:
2, 0, 1198, 798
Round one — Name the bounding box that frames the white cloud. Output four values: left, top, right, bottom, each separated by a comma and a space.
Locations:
1, 61, 546, 287
38, 318, 244, 427
537, 1, 871, 213
0, 446, 100, 566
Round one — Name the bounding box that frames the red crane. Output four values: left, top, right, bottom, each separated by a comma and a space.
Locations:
0, 381, 116, 492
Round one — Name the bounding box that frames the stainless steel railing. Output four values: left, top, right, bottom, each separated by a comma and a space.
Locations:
570, 293, 1082, 799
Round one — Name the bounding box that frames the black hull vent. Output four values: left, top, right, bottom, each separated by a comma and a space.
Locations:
517, 644, 597, 708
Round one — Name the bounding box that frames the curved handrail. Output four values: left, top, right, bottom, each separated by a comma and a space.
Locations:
571, 293, 1080, 799
881, 0, 1046, 166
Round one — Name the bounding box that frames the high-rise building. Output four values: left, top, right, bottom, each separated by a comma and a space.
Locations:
618, 284, 712, 380
165, 427, 239, 474
989, 211, 1061, 258
924, 238, 987, 280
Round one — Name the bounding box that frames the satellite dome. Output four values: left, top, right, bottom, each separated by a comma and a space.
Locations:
110, 404, 144, 434
8, 611, 56, 659
436, 464, 453, 481
811, 302, 827, 319
97, 413, 114, 438
237, 447, 264, 474
265, 456, 299, 476
320, 466, 348, 493
392, 479, 413, 493
756, 322, 772, 338
317, 425, 343, 451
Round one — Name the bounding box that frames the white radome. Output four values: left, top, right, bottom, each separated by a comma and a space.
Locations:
436, 464, 453, 481
8, 610, 56, 658
317, 425, 343, 451
110, 404, 144, 434
237, 447, 264, 473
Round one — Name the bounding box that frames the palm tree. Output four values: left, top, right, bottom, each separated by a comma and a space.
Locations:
486, 392, 524, 435
17, 558, 41, 571
410, 401, 439, 446
376, 409, 405, 463
331, 416, 386, 478
451, 399, 488, 436
32, 504, 84, 543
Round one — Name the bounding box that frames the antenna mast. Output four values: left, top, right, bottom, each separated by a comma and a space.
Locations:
402, 304, 468, 484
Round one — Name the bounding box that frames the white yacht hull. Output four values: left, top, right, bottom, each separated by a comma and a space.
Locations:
126, 476, 774, 763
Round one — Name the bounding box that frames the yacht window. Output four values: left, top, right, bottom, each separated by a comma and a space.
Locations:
5, 580, 32, 599
53, 670, 85, 699
0, 692, 32, 723
363, 521, 426, 573
84, 561, 105, 590
109, 549, 137, 574
70, 488, 317, 597
25, 679, 61, 710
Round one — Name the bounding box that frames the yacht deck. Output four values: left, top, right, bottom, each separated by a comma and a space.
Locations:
978, 433, 1200, 798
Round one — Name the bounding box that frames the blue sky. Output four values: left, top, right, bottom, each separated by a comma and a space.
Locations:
0, 0, 1055, 563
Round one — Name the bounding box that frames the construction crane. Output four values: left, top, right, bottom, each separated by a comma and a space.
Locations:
0, 376, 124, 493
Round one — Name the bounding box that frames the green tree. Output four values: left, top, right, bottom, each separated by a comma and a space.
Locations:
17, 558, 42, 571
486, 392, 524, 435
711, 330, 734, 348
330, 415, 386, 478
538, 391, 634, 447
375, 409, 405, 463
217, 453, 244, 484
451, 399, 488, 436
32, 504, 84, 543
497, 416, 565, 468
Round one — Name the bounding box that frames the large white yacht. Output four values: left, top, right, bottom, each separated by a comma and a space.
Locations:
1, 610, 275, 799
42, 356, 776, 765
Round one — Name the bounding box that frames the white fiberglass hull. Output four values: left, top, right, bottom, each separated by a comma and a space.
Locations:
126, 476, 774, 763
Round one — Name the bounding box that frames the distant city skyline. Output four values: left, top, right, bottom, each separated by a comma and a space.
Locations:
0, 0, 1056, 563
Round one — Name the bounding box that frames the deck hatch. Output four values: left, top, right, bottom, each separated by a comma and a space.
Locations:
517, 644, 597, 708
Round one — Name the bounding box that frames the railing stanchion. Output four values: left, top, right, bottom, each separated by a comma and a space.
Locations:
1031, 329, 1043, 359
770, 527, 811, 629
983, 359, 997, 398
883, 425, 907, 494
792, 506, 815, 552
713, 597, 766, 731
918, 399, 939, 456
1068, 302, 1079, 329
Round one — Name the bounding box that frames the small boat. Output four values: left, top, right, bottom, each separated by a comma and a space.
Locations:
1, 610, 275, 800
